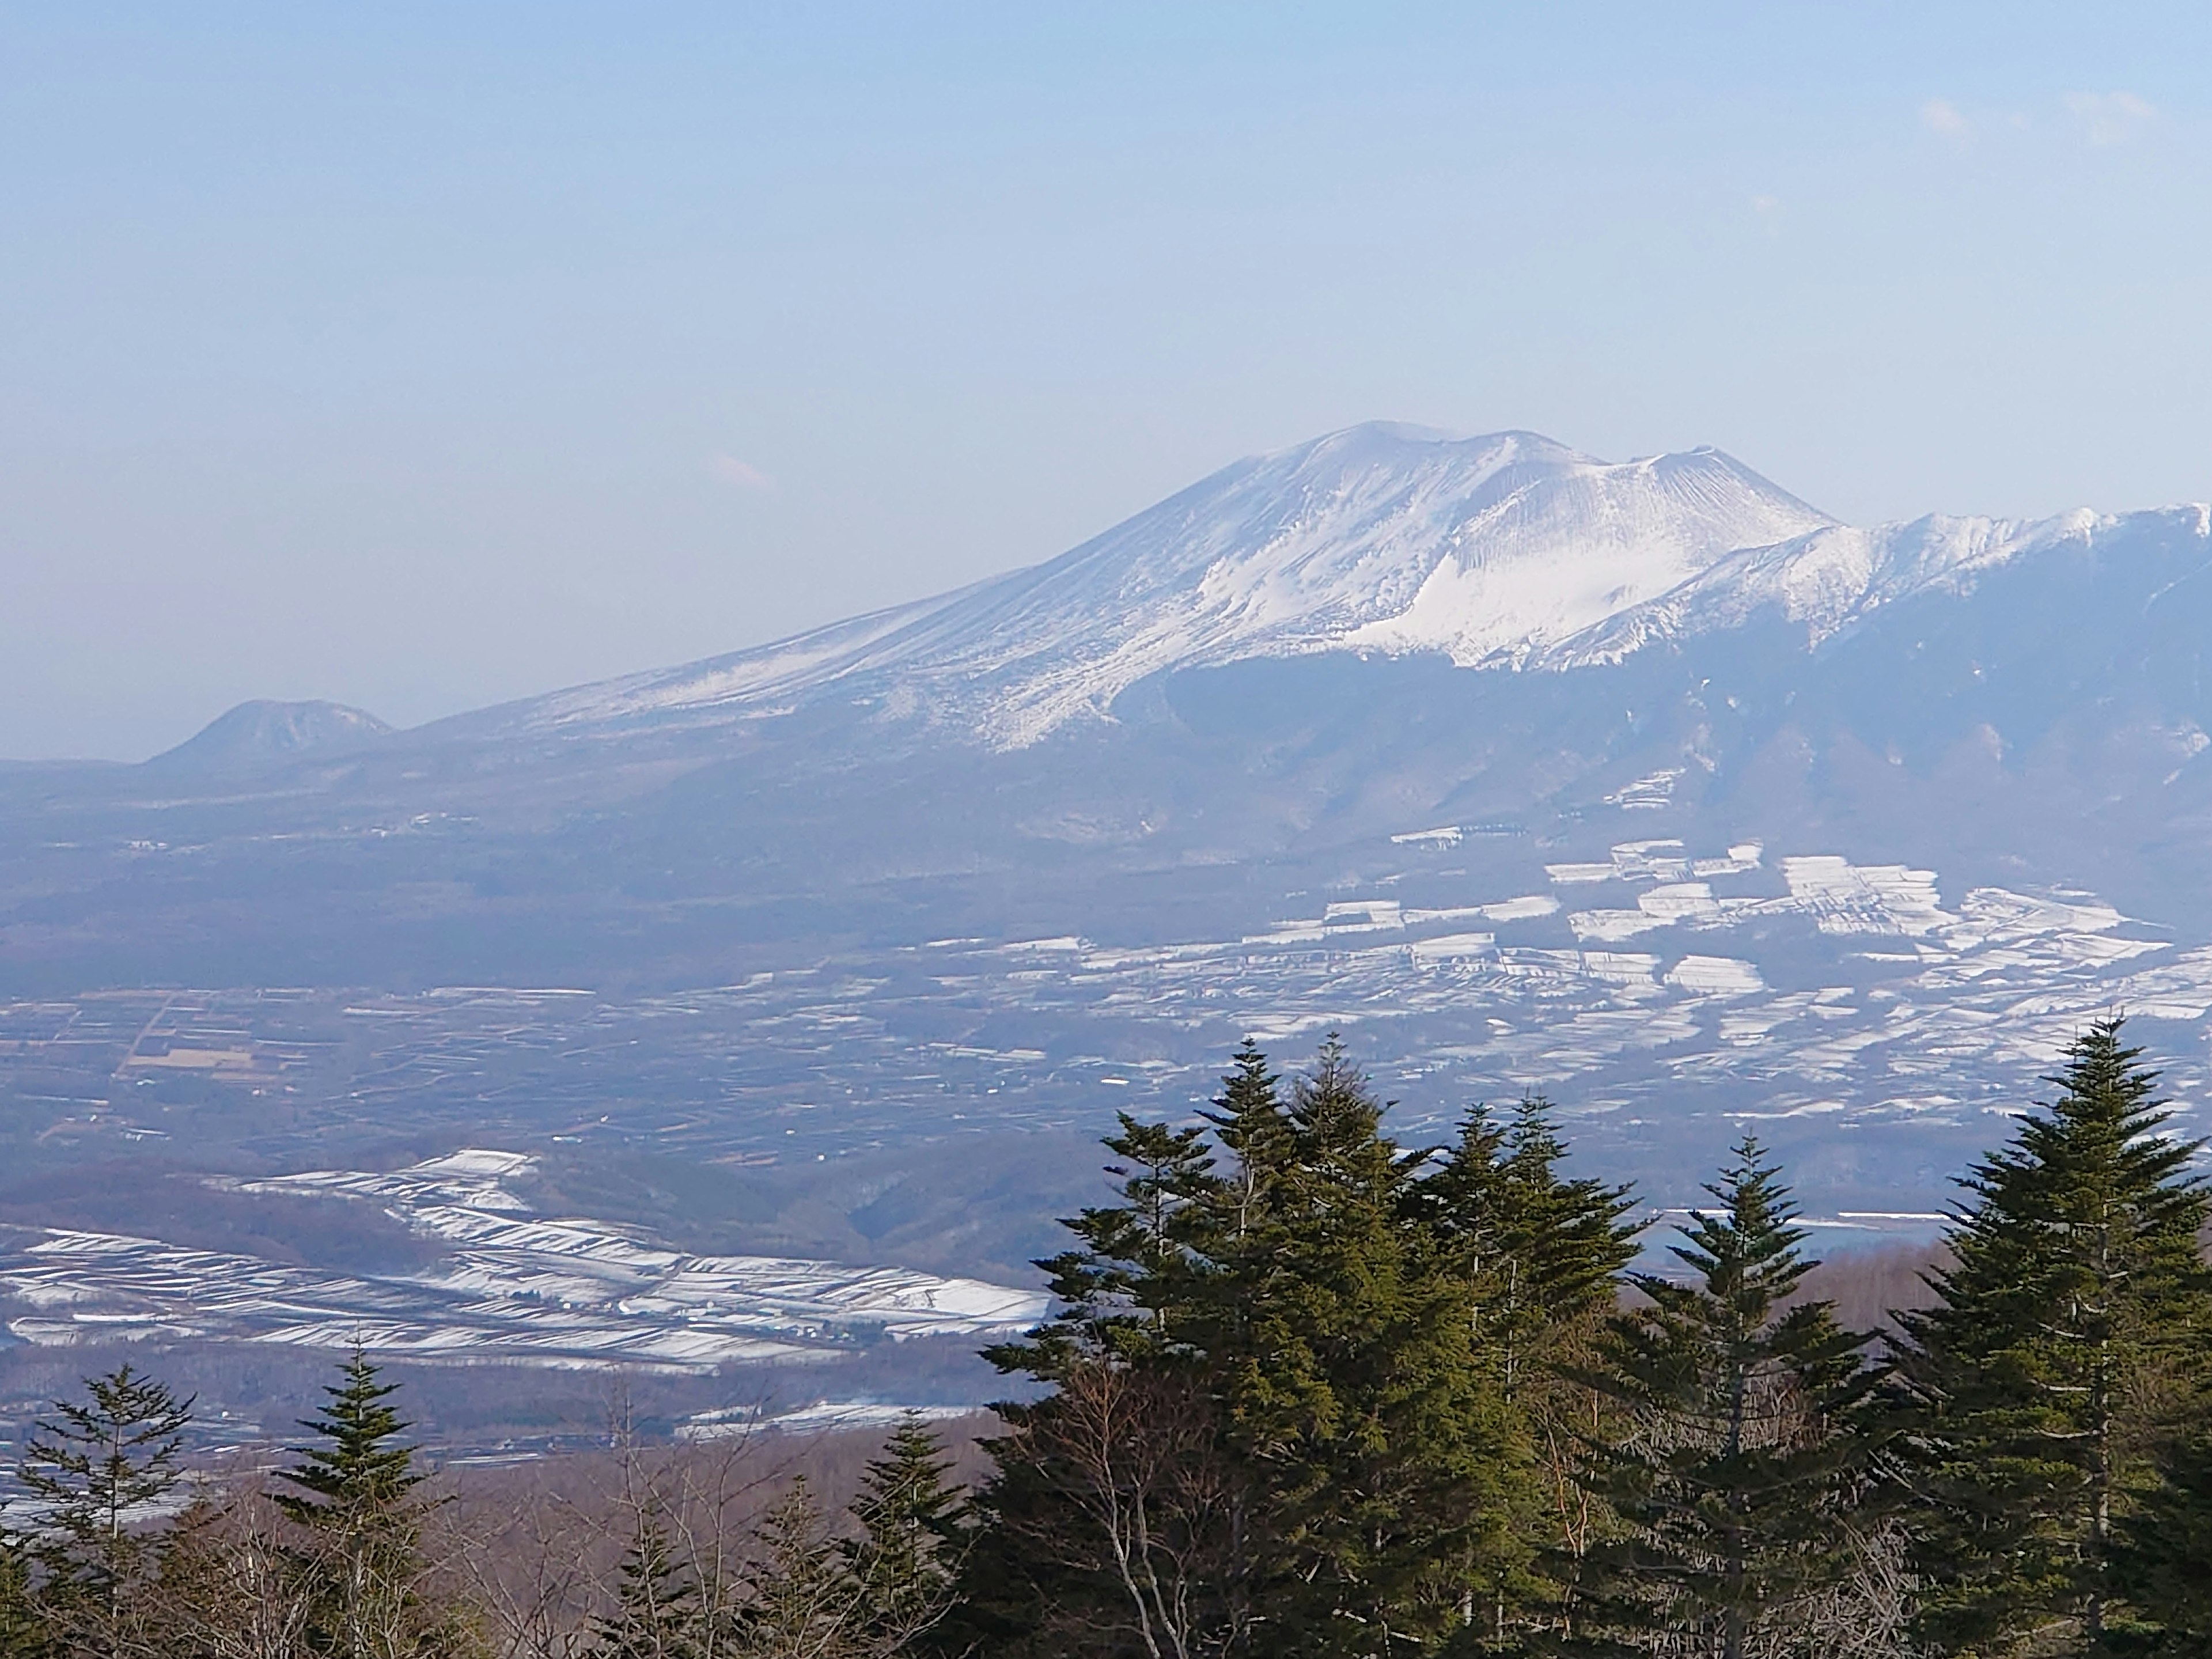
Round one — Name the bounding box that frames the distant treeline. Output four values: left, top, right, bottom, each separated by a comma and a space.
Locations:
4, 1017, 2210, 1657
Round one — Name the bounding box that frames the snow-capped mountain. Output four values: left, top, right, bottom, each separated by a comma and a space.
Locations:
1533, 507, 2134, 669
503, 425, 1838, 747
16, 418, 2212, 1294
37, 414, 2212, 980
475, 423, 2180, 755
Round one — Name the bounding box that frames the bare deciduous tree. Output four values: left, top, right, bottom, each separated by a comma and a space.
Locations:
998, 1361, 1249, 1659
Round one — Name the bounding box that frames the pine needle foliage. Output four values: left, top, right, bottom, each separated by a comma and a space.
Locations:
1566, 1136, 1881, 1659
594, 1498, 702, 1659
1895, 1017, 2212, 1656
2109, 1426, 2212, 1656
841, 1412, 966, 1645
17, 1362, 194, 1612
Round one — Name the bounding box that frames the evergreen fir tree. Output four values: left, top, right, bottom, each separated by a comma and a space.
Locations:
733, 1478, 858, 1659
594, 1498, 701, 1659
1200, 1040, 1295, 1247
1221, 1039, 1524, 1656
1568, 1136, 1881, 1659
276, 1348, 440, 1659
17, 1362, 194, 1615
842, 1412, 966, 1646
276, 1349, 423, 1526
988, 1111, 1217, 1381
953, 1050, 1275, 1658
2109, 1425, 2212, 1655
1422, 1092, 1639, 1398
1419, 1093, 1640, 1645
1895, 1018, 2212, 1656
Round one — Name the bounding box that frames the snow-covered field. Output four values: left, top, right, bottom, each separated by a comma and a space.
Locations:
918, 827, 2207, 1137
0, 816, 2202, 1381
0, 1150, 1047, 1369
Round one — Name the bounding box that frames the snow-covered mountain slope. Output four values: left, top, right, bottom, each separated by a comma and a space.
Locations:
457, 423, 2212, 759
1531, 507, 2206, 668
498, 425, 1838, 747
22, 422, 2212, 1007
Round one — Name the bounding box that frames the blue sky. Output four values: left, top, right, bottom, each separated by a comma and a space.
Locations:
7, 3, 2212, 757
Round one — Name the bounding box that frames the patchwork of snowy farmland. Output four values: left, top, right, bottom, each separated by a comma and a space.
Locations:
0, 1150, 1047, 1369
6, 820, 2212, 1328
888, 831, 2212, 1183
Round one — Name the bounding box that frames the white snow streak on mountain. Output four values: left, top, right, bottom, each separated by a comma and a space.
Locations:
485, 423, 2199, 752
507, 425, 1835, 747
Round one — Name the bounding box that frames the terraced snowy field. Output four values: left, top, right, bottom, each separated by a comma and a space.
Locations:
6, 815, 2209, 1361
0, 1151, 1047, 1369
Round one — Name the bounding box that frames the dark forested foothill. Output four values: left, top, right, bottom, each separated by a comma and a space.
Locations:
1, 1019, 2208, 1657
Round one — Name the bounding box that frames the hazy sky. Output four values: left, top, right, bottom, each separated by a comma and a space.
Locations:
9, 4, 2212, 759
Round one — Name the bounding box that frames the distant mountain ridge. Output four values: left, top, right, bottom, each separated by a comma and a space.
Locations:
147, 426, 2198, 769
148, 698, 391, 772
489, 424, 1839, 748
410, 422, 2196, 764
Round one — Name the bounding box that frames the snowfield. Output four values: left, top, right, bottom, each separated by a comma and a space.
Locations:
0, 1153, 1047, 1370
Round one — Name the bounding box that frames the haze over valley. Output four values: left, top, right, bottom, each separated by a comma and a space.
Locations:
7, 422, 2212, 1441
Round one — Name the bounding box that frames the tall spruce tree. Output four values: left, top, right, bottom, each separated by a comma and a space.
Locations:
1422, 1092, 1640, 1399
276, 1350, 424, 1525
276, 1349, 441, 1659
842, 1413, 966, 1648
1216, 1039, 1524, 1656
733, 1478, 858, 1659
1567, 1137, 1880, 1659
1895, 1018, 2212, 1656
962, 1071, 1252, 1658
1200, 1041, 1294, 1248
17, 1362, 194, 1619
1419, 1094, 1640, 1643
998, 1111, 1217, 1379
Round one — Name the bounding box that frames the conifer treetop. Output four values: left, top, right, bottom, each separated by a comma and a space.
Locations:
19, 1363, 195, 1555
1895, 1017, 2212, 1656
1653, 1133, 1816, 1328
275, 1347, 423, 1526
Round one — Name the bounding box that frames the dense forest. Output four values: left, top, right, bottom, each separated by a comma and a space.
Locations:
2, 1018, 2207, 1657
